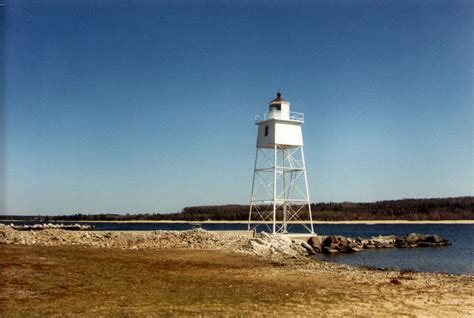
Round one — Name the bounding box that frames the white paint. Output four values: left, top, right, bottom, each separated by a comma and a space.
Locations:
256, 120, 303, 148
268, 101, 290, 120
249, 93, 314, 234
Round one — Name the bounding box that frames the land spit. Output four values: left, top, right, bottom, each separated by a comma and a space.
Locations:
8, 223, 95, 231
1, 225, 473, 316
0, 224, 452, 258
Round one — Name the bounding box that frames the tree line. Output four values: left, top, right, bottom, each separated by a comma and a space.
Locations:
2, 196, 472, 222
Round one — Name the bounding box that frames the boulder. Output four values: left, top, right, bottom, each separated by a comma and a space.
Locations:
370, 235, 396, 249
395, 233, 451, 248
395, 238, 408, 248
290, 242, 309, 256
417, 234, 451, 247
424, 235, 443, 243
307, 236, 326, 253
253, 238, 267, 245
322, 235, 338, 247
300, 241, 316, 255
405, 233, 420, 245
322, 246, 338, 255
347, 245, 364, 252
322, 235, 353, 252
363, 240, 376, 249
335, 237, 349, 248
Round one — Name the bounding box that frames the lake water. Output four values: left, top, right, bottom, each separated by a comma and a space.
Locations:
3, 221, 473, 275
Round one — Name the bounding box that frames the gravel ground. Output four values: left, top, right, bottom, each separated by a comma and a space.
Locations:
1, 244, 473, 317
0, 225, 249, 251
1, 225, 473, 316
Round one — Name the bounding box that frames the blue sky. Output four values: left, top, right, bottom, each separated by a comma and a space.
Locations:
3, 0, 473, 214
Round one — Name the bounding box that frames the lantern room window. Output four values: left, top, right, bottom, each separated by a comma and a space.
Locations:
270, 104, 281, 112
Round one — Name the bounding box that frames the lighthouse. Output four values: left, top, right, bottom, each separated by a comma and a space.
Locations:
248, 93, 314, 234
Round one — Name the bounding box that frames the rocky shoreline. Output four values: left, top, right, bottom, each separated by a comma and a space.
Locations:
6, 223, 95, 231
305, 232, 451, 255
0, 224, 452, 263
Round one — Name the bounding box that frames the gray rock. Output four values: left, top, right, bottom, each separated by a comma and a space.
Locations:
322, 235, 338, 247
290, 243, 308, 256
425, 235, 442, 243
347, 246, 364, 252
405, 233, 419, 244
322, 246, 338, 255
253, 238, 267, 245
300, 241, 316, 255
307, 236, 325, 250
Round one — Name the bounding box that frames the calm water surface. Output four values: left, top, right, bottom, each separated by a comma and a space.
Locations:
4, 221, 473, 275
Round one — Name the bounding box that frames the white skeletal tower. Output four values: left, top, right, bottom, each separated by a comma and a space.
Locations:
248, 93, 314, 234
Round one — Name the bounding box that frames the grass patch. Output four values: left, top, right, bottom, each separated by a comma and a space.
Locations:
0, 245, 471, 317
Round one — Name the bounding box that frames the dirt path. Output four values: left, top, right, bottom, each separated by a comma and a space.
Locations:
1, 245, 472, 317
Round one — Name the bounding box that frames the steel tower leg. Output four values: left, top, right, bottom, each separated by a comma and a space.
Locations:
272, 144, 277, 234
248, 148, 259, 230
301, 147, 315, 234
282, 147, 288, 234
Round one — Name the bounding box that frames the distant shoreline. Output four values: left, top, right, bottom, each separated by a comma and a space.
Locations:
1, 219, 473, 224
